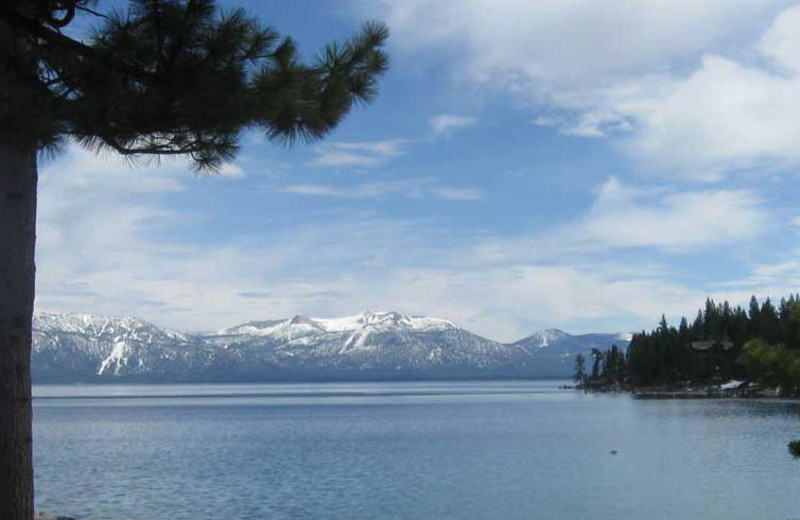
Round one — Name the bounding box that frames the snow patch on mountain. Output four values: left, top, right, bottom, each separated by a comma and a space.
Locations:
219, 310, 455, 339
98, 341, 128, 376
34, 312, 191, 344
523, 329, 570, 348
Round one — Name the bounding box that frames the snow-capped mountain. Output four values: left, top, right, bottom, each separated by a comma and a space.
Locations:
511, 329, 633, 377
200, 311, 528, 380
31, 311, 630, 382
515, 329, 571, 349
33, 313, 215, 381
216, 311, 455, 342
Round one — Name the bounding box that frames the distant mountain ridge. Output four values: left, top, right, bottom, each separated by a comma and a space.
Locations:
511, 329, 633, 377
31, 311, 631, 383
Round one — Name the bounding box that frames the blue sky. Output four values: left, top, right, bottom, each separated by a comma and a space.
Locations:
34, 0, 800, 341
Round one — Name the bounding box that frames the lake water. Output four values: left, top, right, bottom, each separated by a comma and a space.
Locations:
33, 381, 800, 520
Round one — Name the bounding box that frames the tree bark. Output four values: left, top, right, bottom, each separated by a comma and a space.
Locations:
0, 141, 38, 520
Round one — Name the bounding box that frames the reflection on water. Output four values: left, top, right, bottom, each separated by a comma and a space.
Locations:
33, 381, 800, 520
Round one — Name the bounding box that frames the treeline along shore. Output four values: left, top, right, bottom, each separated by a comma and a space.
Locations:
575, 294, 800, 399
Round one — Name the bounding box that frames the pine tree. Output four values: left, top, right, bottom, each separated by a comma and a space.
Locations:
573, 353, 587, 384
704, 298, 719, 339
590, 348, 604, 380
692, 309, 704, 338
0, 2, 389, 518
749, 295, 761, 338
627, 294, 800, 391
761, 298, 780, 345
678, 316, 689, 337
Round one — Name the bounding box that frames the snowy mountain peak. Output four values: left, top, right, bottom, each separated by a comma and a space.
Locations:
512, 328, 631, 352
289, 315, 321, 326
32, 311, 632, 382
359, 310, 409, 326
33, 312, 189, 342
33, 312, 195, 378
315, 310, 456, 333
525, 329, 569, 348
219, 311, 456, 338
617, 332, 634, 342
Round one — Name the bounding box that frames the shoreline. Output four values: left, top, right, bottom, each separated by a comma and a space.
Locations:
567, 381, 798, 400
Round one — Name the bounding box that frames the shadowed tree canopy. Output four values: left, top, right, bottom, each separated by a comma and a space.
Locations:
0, 0, 389, 165
0, 2, 388, 519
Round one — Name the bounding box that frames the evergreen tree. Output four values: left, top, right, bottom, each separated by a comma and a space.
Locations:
0, 2, 389, 518
659, 314, 669, 333
573, 353, 587, 384
704, 298, 719, 339
590, 348, 604, 380
786, 300, 800, 349
749, 295, 761, 338
678, 317, 689, 338
761, 298, 780, 345
692, 309, 704, 338
627, 294, 800, 391
600, 344, 626, 384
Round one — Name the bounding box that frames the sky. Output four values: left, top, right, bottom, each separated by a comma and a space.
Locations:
33, 0, 800, 342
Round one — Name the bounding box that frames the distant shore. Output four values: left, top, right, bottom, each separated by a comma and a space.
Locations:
567, 381, 791, 400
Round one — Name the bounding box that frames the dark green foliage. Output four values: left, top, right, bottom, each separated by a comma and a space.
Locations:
789, 440, 800, 459
739, 339, 800, 394
0, 0, 389, 168
601, 345, 626, 384
575, 345, 627, 387
590, 348, 603, 380
627, 294, 800, 392
573, 353, 586, 384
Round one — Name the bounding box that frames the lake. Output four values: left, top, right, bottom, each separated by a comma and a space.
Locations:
33, 381, 800, 520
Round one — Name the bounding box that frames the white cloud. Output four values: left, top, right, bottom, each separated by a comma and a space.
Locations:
371, 1, 800, 179
758, 7, 800, 72
279, 179, 483, 201
374, 0, 787, 81
578, 178, 766, 250
37, 147, 713, 340
430, 187, 483, 201
33, 148, 775, 342
309, 139, 409, 167
430, 114, 478, 136
356, 264, 703, 342
712, 256, 800, 312
217, 163, 246, 178
623, 53, 800, 179
473, 177, 768, 262
281, 183, 384, 198
730, 260, 800, 288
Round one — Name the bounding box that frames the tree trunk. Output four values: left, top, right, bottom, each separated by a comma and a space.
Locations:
0, 141, 38, 520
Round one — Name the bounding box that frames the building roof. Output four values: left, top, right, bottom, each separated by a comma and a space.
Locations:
720, 380, 747, 391
690, 340, 734, 351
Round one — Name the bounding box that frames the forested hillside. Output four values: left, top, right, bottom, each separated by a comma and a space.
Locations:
621, 295, 800, 393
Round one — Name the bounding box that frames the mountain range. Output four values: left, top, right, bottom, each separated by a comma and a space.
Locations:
31, 311, 632, 383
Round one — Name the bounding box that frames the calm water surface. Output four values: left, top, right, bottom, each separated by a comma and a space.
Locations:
33, 381, 800, 520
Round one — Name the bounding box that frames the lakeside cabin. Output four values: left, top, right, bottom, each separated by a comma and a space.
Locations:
687, 340, 753, 396
719, 380, 749, 397
689, 340, 734, 352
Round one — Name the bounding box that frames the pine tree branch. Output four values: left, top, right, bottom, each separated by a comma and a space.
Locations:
0, 8, 152, 78
75, 5, 111, 22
